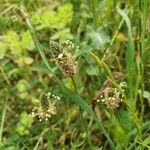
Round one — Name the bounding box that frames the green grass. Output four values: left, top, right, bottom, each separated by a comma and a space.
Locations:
0, 0, 150, 149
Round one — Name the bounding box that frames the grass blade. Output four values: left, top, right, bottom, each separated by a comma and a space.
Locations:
117, 7, 135, 107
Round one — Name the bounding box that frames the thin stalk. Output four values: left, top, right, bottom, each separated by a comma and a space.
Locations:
110, 18, 124, 47
19, 6, 54, 75
0, 4, 17, 16
0, 67, 10, 85
33, 128, 49, 150
0, 105, 6, 146
139, 0, 148, 125
71, 77, 78, 94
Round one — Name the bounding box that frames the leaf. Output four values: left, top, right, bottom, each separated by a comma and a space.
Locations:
31, 3, 73, 30
116, 32, 128, 42
113, 126, 128, 144
16, 112, 33, 135
5, 31, 22, 56
57, 3, 73, 26
16, 80, 28, 92
0, 43, 8, 59
85, 65, 100, 76
15, 56, 34, 66
21, 30, 35, 51
31, 63, 57, 74
138, 90, 150, 99
117, 8, 135, 105
50, 28, 73, 41
115, 110, 133, 132
86, 25, 110, 49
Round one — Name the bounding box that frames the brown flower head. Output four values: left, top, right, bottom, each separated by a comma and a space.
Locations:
50, 40, 79, 77
30, 92, 60, 122
97, 82, 126, 109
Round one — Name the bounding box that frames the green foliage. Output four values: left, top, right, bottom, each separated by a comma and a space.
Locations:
0, 42, 7, 59
16, 112, 33, 135
31, 3, 73, 41
0, 0, 149, 149
31, 3, 73, 30
87, 25, 110, 49
0, 30, 34, 59
16, 79, 29, 99
20, 30, 35, 51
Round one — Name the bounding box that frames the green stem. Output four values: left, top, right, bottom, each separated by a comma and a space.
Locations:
139, 0, 147, 126
0, 105, 6, 146
71, 77, 78, 94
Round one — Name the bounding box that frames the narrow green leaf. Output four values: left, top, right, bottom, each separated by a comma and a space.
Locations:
117, 8, 135, 106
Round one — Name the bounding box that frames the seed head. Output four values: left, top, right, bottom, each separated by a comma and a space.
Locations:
97, 83, 125, 110
30, 92, 60, 122
50, 40, 62, 58
50, 40, 78, 77
40, 93, 49, 112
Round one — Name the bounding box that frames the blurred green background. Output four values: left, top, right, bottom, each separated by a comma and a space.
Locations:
0, 0, 150, 149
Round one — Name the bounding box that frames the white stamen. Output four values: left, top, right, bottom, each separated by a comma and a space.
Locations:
58, 53, 63, 59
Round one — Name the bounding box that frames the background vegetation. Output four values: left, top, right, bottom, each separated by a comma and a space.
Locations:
0, 0, 150, 149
